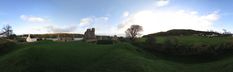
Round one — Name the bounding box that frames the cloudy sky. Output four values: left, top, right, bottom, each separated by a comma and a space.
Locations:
0, 0, 232, 36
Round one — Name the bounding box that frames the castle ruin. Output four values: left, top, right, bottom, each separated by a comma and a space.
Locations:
84, 28, 97, 42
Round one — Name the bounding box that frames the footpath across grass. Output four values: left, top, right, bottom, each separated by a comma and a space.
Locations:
0, 41, 233, 72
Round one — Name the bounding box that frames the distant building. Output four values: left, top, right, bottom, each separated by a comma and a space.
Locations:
74, 38, 83, 41
54, 34, 83, 42
112, 35, 118, 41
0, 35, 3, 37
207, 34, 218, 37
24, 33, 83, 42
84, 28, 97, 42
26, 34, 37, 42
45, 38, 59, 41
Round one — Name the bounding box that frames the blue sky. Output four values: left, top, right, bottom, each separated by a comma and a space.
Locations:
0, 0, 233, 36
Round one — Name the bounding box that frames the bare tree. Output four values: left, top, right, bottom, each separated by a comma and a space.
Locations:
223, 29, 231, 34
125, 25, 143, 40
1, 25, 13, 38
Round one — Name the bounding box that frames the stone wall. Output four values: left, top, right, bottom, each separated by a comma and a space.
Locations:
84, 28, 97, 42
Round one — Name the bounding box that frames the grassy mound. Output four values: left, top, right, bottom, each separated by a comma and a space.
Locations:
0, 41, 158, 72
0, 41, 233, 72
0, 38, 16, 55
138, 36, 233, 56
155, 36, 232, 45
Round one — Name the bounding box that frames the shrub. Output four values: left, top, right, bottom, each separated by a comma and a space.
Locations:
145, 36, 156, 46
141, 36, 233, 56
163, 37, 178, 50
118, 37, 125, 42
16, 38, 26, 42
0, 38, 16, 54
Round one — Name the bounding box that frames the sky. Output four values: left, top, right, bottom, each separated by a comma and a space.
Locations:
0, 0, 233, 36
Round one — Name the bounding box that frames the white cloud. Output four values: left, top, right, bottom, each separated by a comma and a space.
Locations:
14, 23, 79, 34
16, 16, 110, 34
20, 15, 47, 23
78, 16, 114, 35
46, 25, 77, 33
79, 17, 93, 26
118, 10, 220, 35
101, 17, 109, 21
14, 23, 52, 34
123, 11, 130, 17
156, 0, 170, 7
79, 16, 109, 26
16, 15, 51, 34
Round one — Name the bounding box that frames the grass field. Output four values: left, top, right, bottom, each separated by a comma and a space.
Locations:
139, 36, 233, 45
157, 36, 233, 45
1, 40, 233, 72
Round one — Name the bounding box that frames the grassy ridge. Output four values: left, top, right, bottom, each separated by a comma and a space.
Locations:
0, 41, 161, 72
0, 41, 233, 72
155, 36, 233, 45
0, 38, 17, 56
139, 36, 233, 45
137, 36, 233, 55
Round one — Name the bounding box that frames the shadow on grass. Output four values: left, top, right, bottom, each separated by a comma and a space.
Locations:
132, 43, 233, 64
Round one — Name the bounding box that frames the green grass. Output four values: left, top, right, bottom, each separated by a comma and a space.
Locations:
0, 40, 233, 72
140, 36, 233, 45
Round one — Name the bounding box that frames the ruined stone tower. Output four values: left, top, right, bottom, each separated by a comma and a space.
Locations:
84, 28, 97, 42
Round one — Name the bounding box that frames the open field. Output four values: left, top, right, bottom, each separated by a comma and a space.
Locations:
0, 40, 233, 72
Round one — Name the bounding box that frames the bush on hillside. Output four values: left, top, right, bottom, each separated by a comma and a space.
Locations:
0, 38, 16, 54
16, 38, 26, 42
145, 36, 156, 46
118, 37, 126, 42
143, 37, 233, 56
164, 37, 178, 48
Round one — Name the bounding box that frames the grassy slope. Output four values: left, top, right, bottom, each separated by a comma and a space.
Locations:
0, 41, 233, 72
139, 36, 233, 46
156, 36, 233, 45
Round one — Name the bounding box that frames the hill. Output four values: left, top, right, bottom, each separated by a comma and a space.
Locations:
1, 41, 233, 72
0, 38, 16, 56
143, 29, 222, 37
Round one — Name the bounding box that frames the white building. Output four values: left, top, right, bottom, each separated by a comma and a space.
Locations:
26, 34, 37, 42
74, 38, 83, 41
45, 38, 59, 41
